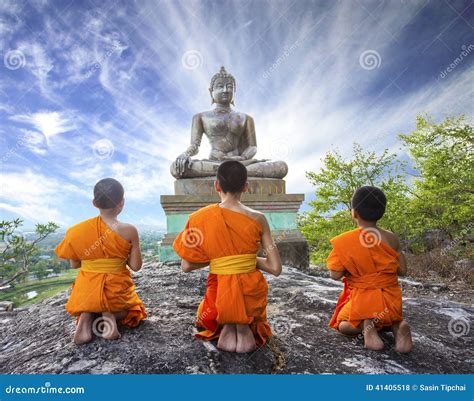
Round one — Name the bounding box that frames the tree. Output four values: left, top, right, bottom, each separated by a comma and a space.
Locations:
30, 260, 50, 281
0, 219, 59, 287
300, 143, 409, 264
50, 259, 64, 275
399, 115, 474, 241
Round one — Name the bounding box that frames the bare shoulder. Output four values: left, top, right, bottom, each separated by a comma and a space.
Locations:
116, 222, 139, 242
242, 205, 267, 227
380, 228, 399, 250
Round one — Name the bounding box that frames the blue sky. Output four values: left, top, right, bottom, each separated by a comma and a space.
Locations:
0, 0, 472, 229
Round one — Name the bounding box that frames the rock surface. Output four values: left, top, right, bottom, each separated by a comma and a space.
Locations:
1, 262, 472, 374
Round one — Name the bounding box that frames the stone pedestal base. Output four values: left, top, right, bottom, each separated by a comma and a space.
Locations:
159, 179, 309, 268
174, 177, 286, 196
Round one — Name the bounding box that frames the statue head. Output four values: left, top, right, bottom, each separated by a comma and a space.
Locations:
209, 66, 236, 106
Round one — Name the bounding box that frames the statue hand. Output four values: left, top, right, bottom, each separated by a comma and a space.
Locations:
175, 153, 190, 177
210, 149, 226, 161
222, 155, 244, 161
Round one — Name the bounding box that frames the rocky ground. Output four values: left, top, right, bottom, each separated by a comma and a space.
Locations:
0, 262, 472, 374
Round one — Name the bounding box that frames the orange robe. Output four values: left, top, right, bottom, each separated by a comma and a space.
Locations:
55, 216, 147, 327
327, 228, 403, 330
173, 203, 272, 346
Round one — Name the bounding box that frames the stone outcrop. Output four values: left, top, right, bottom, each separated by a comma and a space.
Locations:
1, 262, 472, 374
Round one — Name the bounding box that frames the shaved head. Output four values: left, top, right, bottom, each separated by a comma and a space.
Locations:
216, 160, 247, 194
93, 178, 124, 209
351, 186, 386, 222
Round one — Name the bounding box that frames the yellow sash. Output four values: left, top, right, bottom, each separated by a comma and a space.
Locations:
81, 258, 128, 273
209, 253, 257, 275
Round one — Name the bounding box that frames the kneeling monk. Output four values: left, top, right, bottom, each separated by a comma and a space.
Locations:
327, 186, 413, 353
173, 161, 282, 353
55, 178, 147, 345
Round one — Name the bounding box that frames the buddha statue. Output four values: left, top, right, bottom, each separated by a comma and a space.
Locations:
171, 66, 288, 179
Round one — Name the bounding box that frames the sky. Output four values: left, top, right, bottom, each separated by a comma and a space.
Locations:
0, 0, 473, 229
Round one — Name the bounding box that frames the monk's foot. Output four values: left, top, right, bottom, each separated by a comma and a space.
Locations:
338, 321, 362, 337
363, 319, 384, 351
94, 312, 121, 341
74, 312, 94, 345
236, 324, 256, 353
393, 320, 413, 353
217, 324, 237, 352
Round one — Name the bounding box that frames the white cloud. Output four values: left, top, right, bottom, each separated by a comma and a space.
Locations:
18, 129, 48, 155
82, 0, 471, 197
0, 170, 88, 225
15, 41, 54, 98
68, 159, 172, 202
0, 0, 471, 226
10, 111, 77, 143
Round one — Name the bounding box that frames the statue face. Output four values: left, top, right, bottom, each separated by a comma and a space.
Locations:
211, 77, 235, 105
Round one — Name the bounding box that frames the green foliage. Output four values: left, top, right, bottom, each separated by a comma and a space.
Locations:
301, 115, 474, 266
0, 269, 78, 308
300, 143, 408, 264
0, 219, 59, 286
30, 260, 50, 281
399, 114, 474, 239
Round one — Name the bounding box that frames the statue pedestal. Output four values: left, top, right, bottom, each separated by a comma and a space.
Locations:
159, 178, 309, 268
